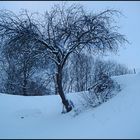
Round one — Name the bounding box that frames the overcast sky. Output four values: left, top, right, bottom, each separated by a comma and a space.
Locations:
0, 1, 140, 71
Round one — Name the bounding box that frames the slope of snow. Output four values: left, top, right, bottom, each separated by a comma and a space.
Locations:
0, 73, 140, 138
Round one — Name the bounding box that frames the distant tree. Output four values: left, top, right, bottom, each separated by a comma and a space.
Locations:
93, 58, 132, 78
0, 4, 127, 112
66, 53, 92, 93
2, 41, 47, 96
0, 10, 50, 95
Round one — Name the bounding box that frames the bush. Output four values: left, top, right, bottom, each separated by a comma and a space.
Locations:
82, 73, 121, 108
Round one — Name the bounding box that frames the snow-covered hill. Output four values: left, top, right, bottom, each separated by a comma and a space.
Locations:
0, 73, 140, 138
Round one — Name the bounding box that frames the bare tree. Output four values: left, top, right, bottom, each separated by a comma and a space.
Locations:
0, 4, 127, 112
2, 41, 46, 96
0, 10, 49, 96
93, 58, 132, 78
67, 53, 92, 92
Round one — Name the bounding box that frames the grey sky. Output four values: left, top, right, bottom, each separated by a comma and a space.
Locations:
0, 1, 140, 70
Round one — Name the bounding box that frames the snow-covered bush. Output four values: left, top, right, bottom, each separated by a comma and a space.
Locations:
82, 73, 121, 108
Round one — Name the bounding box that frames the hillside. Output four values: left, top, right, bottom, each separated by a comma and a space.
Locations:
0, 73, 140, 138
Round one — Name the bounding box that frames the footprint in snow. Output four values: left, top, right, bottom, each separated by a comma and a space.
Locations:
15, 108, 42, 118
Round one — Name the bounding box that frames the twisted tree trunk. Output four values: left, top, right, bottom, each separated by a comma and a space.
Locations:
56, 65, 72, 113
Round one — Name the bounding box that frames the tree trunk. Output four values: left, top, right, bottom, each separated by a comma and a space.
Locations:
23, 67, 27, 96
23, 79, 27, 96
53, 75, 58, 95
56, 65, 72, 113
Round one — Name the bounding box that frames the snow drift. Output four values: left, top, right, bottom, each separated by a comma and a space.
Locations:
0, 73, 140, 138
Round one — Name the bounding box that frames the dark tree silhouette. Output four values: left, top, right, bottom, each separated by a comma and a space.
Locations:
0, 4, 127, 112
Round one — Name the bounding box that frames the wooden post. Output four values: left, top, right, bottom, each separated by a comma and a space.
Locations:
134, 68, 136, 74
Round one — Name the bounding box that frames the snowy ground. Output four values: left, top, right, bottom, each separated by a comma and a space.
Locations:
0, 73, 140, 138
